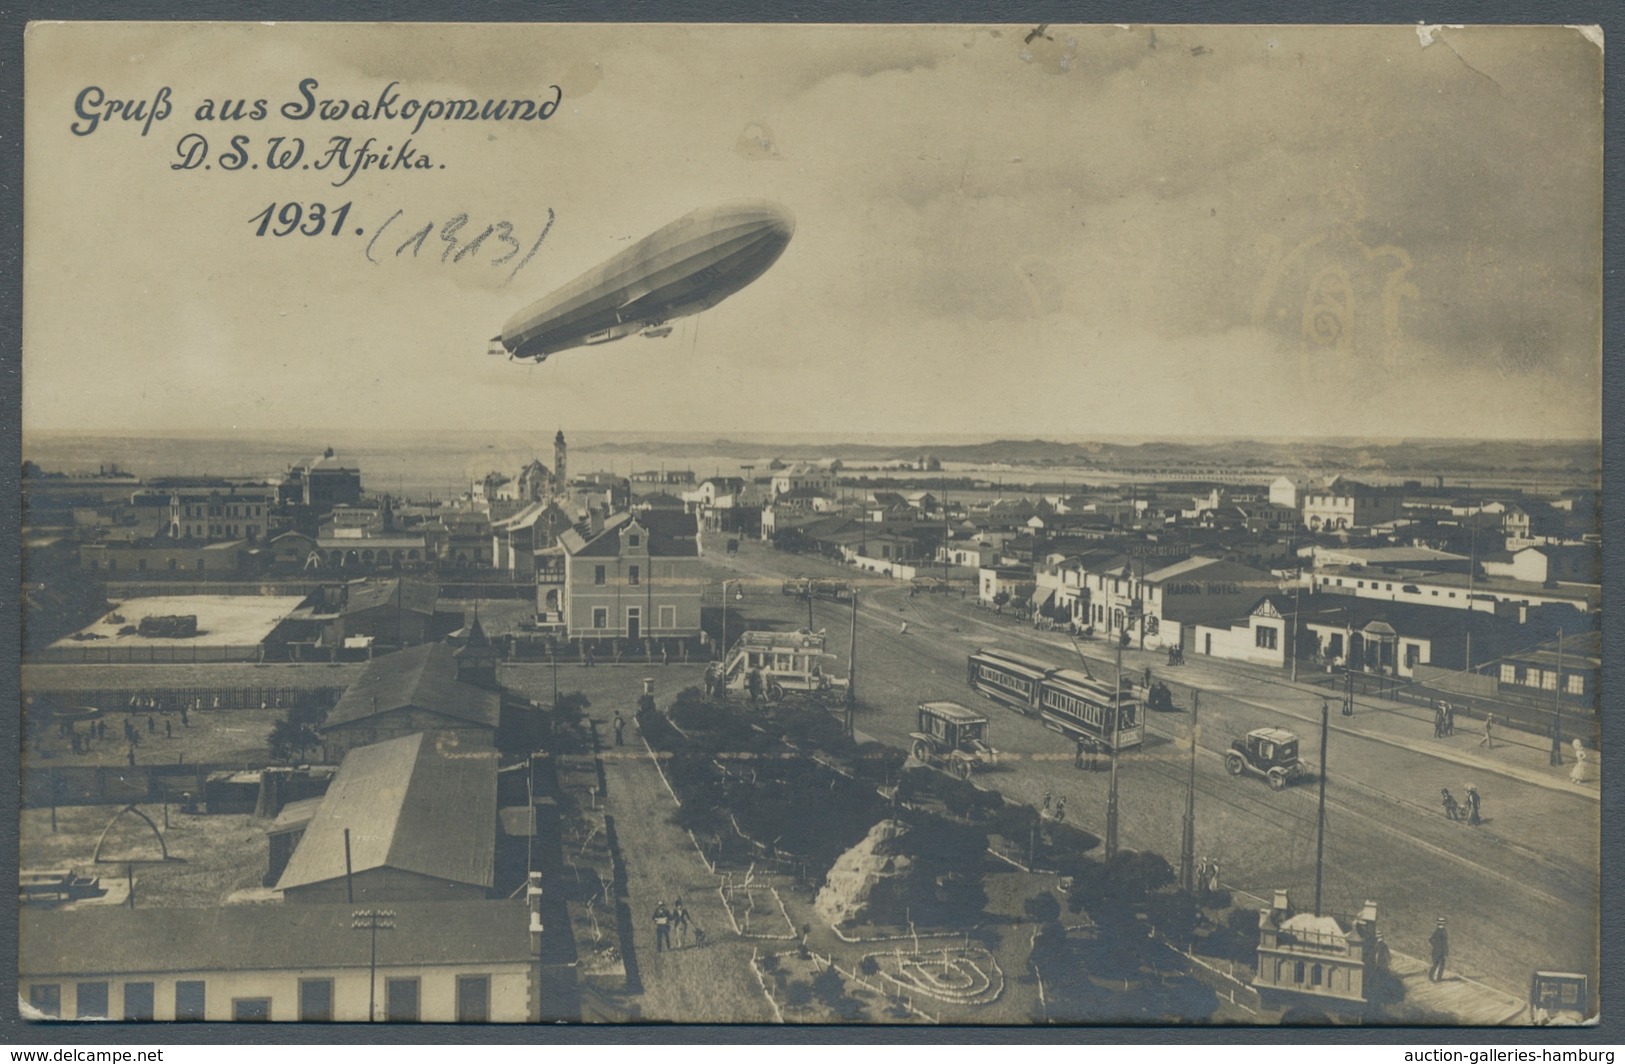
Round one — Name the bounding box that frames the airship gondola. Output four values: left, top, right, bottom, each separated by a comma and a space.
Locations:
490, 200, 794, 363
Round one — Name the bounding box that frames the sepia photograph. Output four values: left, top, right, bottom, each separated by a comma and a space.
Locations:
16, 21, 1605, 1029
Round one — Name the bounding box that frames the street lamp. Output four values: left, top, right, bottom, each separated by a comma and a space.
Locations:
351, 909, 396, 1022
720, 579, 743, 662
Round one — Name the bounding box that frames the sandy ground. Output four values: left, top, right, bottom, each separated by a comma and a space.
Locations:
20, 806, 274, 909
54, 595, 307, 648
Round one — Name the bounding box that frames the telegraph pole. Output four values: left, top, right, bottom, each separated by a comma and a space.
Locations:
1105, 635, 1122, 860
845, 589, 858, 737
1313, 699, 1329, 917
1179, 690, 1199, 893
351, 909, 397, 1022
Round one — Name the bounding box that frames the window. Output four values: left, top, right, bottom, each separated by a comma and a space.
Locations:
1541, 670, 1558, 692
456, 975, 491, 1023
1405, 644, 1421, 667
1255, 626, 1278, 650
1566, 673, 1585, 696
175, 980, 206, 1021
298, 978, 333, 1022
233, 997, 272, 1022
594, 565, 606, 586
385, 978, 420, 1023
592, 608, 608, 629
123, 982, 154, 1021
1500, 664, 1516, 684
28, 984, 61, 1018
628, 534, 641, 548
76, 981, 109, 1019
659, 605, 676, 629
628, 565, 640, 586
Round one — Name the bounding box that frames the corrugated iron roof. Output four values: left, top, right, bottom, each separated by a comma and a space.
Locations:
323, 643, 501, 730
276, 732, 497, 893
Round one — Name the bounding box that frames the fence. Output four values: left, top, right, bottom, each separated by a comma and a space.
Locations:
25, 684, 345, 714
28, 643, 273, 666
21, 762, 261, 809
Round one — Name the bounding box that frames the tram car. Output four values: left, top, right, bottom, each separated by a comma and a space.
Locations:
965, 647, 1054, 715
967, 648, 1144, 752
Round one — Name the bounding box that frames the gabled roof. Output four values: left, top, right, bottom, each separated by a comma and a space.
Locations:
277, 732, 498, 893
323, 642, 501, 730
562, 510, 700, 558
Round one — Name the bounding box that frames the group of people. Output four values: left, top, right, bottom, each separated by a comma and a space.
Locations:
651, 897, 699, 952
1432, 701, 1457, 738
1440, 783, 1482, 825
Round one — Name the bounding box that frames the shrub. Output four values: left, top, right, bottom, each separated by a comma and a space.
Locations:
783, 981, 813, 1009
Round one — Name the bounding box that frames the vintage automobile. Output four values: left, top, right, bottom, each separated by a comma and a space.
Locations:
1225, 727, 1304, 790
910, 701, 997, 779
1529, 971, 1590, 1025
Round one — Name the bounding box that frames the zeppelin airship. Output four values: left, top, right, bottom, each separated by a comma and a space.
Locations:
489, 200, 794, 363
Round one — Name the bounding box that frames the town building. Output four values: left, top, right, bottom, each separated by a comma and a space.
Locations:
490, 500, 573, 578
278, 732, 498, 903
558, 511, 702, 642
280, 448, 364, 511
1299, 477, 1404, 532
165, 484, 276, 544
20, 900, 533, 1022
319, 641, 502, 758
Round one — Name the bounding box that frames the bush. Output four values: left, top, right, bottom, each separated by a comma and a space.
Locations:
858, 955, 880, 977
783, 981, 813, 1009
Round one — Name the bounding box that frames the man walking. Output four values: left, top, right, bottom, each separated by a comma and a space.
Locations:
653, 901, 672, 953
1479, 714, 1494, 749
1429, 918, 1449, 981
672, 897, 690, 948
613, 713, 626, 747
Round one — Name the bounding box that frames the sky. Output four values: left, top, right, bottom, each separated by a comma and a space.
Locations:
22, 22, 1604, 440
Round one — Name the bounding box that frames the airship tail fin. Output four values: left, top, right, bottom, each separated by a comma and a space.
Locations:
487, 337, 508, 357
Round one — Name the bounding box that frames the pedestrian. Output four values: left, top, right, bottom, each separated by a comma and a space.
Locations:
1479, 714, 1494, 749
1429, 918, 1449, 981
1041, 791, 1052, 815
180, 704, 189, 727
672, 898, 690, 948
1074, 737, 1086, 770
1444, 702, 1455, 735
583, 645, 595, 668
661, 645, 670, 666
1052, 796, 1066, 822
1143, 666, 1152, 688
1465, 784, 1481, 826
899, 621, 909, 635
165, 720, 172, 739
127, 747, 136, 768
1373, 933, 1391, 970
1433, 703, 1445, 739
96, 720, 105, 740
1441, 788, 1462, 821
148, 714, 156, 733
746, 667, 763, 705
613, 713, 626, 747
653, 902, 672, 953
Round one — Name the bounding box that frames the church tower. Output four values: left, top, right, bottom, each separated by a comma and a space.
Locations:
553, 429, 568, 496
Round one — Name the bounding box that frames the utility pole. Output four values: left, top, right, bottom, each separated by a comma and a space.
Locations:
1105, 635, 1122, 861
1313, 699, 1329, 917
351, 909, 397, 1022
845, 589, 858, 738
1464, 522, 1477, 672
1179, 690, 1199, 893
1551, 628, 1565, 766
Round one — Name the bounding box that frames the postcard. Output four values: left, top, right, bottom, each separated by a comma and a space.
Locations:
18, 22, 1603, 1028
